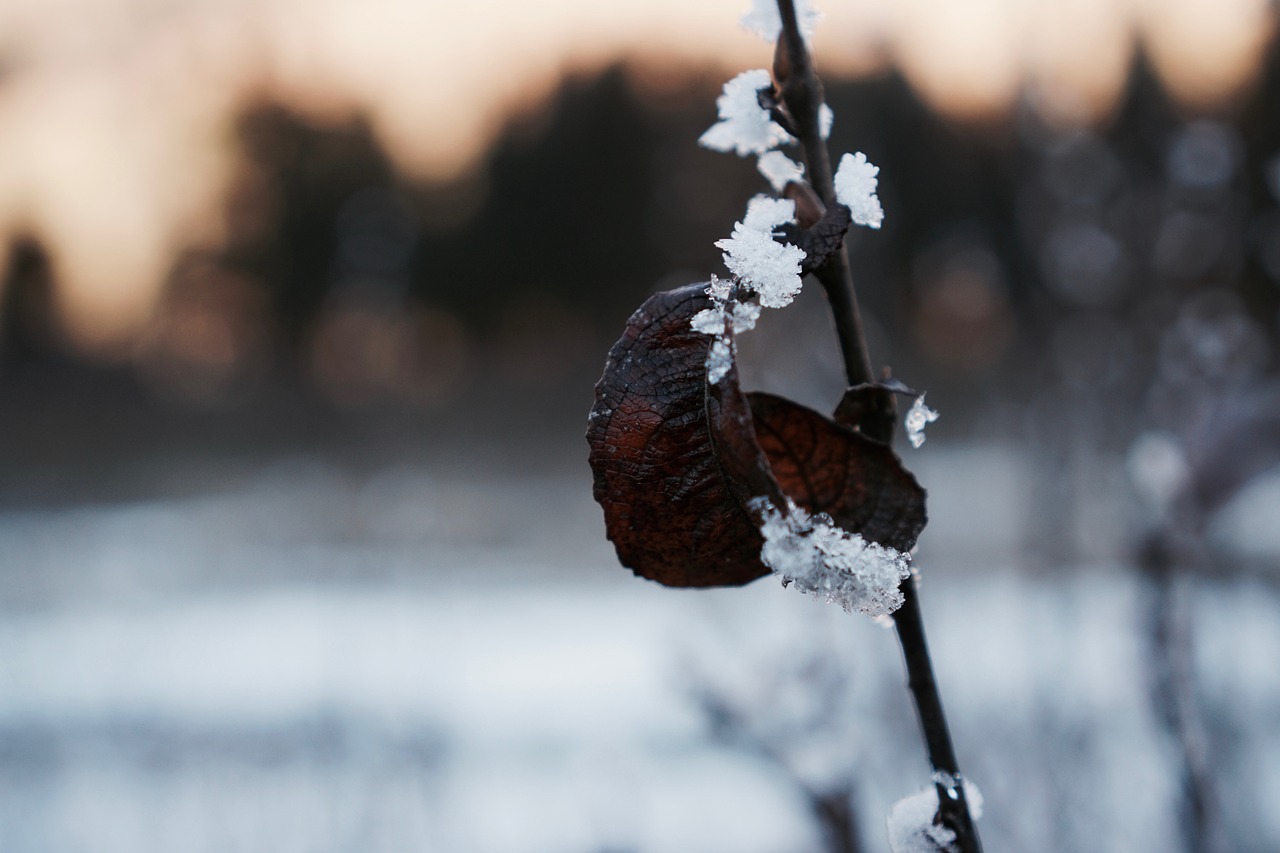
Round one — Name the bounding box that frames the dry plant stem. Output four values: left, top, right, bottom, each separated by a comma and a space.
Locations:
774, 2, 982, 849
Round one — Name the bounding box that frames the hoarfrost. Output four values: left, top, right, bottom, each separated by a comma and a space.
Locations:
740, 0, 820, 43
706, 337, 734, 384
757, 151, 806, 191
751, 496, 911, 617
834, 151, 884, 229
820, 104, 834, 139
905, 395, 939, 449
887, 780, 983, 853
741, 195, 797, 233
716, 196, 806, 309
691, 298, 761, 338
691, 277, 760, 384
699, 69, 795, 157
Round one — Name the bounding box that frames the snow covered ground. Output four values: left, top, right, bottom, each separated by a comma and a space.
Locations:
1, 450, 1277, 852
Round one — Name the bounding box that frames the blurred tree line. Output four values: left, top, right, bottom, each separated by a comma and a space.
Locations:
1, 40, 1278, 502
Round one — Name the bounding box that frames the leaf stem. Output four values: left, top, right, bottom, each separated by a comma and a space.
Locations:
773, 2, 983, 849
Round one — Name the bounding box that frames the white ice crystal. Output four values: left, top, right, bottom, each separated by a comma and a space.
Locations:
819, 103, 834, 139
699, 69, 795, 157
706, 337, 734, 384
691, 277, 761, 384
740, 0, 820, 43
741, 195, 796, 233
757, 151, 806, 191
904, 394, 939, 449
887, 779, 984, 853
834, 151, 884, 229
691, 300, 761, 338
751, 496, 912, 617
716, 196, 806, 309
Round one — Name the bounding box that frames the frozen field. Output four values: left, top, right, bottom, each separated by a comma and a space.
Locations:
1, 451, 1277, 852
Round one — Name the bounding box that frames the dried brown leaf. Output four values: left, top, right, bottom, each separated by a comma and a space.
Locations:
748, 392, 927, 552
587, 284, 927, 588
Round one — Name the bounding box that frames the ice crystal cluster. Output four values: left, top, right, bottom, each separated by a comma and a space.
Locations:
757, 150, 805, 192
886, 779, 984, 853
693, 197, 804, 384
691, 276, 762, 384
904, 395, 939, 449
717, 196, 805, 308
699, 69, 795, 156
834, 152, 884, 229
752, 496, 912, 617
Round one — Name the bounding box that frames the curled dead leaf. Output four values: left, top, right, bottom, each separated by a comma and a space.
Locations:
587, 283, 927, 588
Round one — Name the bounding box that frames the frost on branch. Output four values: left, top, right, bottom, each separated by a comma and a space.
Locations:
887, 780, 984, 853
753, 496, 911, 617
699, 69, 795, 156
757, 151, 805, 191
741, 0, 820, 43
819, 103, 834, 139
905, 394, 939, 449
834, 151, 884, 229
716, 196, 806, 308
587, 285, 928, 596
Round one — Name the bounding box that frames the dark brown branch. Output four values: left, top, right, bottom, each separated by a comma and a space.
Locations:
773, 0, 874, 391
772, 2, 983, 849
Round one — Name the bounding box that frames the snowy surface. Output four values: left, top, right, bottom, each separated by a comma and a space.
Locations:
0, 451, 1277, 852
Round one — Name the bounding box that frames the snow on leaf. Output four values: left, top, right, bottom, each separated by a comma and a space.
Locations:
740, 0, 820, 43
753, 496, 911, 617
834, 151, 884, 229
690, 278, 761, 384
758, 151, 806, 191
905, 394, 939, 449
699, 69, 795, 156
716, 196, 806, 308
887, 781, 984, 853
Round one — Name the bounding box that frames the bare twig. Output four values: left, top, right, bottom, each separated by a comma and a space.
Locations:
772, 1, 982, 849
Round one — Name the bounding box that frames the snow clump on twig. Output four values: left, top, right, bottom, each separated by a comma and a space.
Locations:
752, 496, 912, 617
757, 151, 805, 192
699, 69, 795, 156
740, 0, 820, 43
716, 196, 806, 308
834, 151, 884, 229
887, 779, 984, 853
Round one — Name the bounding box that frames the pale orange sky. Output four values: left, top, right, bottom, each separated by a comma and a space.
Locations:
0, 0, 1274, 353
